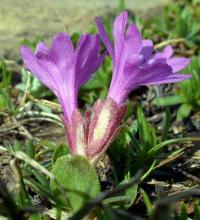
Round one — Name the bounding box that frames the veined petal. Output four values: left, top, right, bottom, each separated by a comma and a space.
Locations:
21, 46, 55, 91
113, 11, 128, 62
95, 17, 114, 57
35, 42, 50, 59
37, 58, 62, 84
79, 34, 100, 70
80, 51, 107, 85
88, 34, 101, 60
132, 62, 173, 85
141, 40, 153, 60
35, 58, 77, 120
132, 61, 191, 87
126, 54, 144, 67
113, 11, 128, 42
167, 58, 191, 73
149, 45, 174, 64
162, 45, 173, 59
75, 34, 91, 70
49, 32, 74, 72
75, 34, 102, 86
143, 73, 192, 85
125, 24, 142, 55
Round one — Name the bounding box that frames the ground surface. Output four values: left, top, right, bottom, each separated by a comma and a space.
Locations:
0, 0, 167, 61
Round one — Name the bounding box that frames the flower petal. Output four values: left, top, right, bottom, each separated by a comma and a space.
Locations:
113, 11, 128, 42
133, 62, 173, 86
49, 32, 74, 72
143, 73, 192, 85
141, 39, 153, 60
162, 46, 173, 59
76, 34, 105, 85
37, 58, 63, 88
133, 62, 191, 86
21, 46, 54, 91
75, 34, 94, 82
35, 42, 50, 59
80, 51, 107, 85
95, 17, 114, 57
125, 24, 142, 55
35, 58, 77, 120
167, 58, 191, 73
149, 45, 173, 64
113, 11, 128, 59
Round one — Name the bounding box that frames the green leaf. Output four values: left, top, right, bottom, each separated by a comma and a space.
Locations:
153, 95, 186, 106
29, 214, 41, 220
179, 57, 200, 110
123, 175, 138, 208
25, 141, 35, 159
110, 126, 132, 163
0, 178, 21, 219
103, 173, 138, 209
161, 108, 170, 142
0, 147, 54, 179
0, 89, 14, 113
38, 141, 57, 151
194, 206, 200, 220
137, 106, 156, 155
147, 137, 200, 158
117, 0, 126, 12
50, 155, 100, 212
178, 203, 187, 220
140, 188, 153, 216
52, 144, 69, 164
141, 160, 157, 181
124, 100, 134, 120
129, 120, 138, 136
176, 104, 192, 121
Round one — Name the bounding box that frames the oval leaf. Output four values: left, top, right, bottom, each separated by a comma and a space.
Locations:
50, 155, 100, 212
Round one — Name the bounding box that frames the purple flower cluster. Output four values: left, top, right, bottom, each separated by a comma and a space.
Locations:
21, 11, 191, 162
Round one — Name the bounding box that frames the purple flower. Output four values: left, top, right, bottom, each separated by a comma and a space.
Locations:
96, 11, 191, 105
21, 32, 105, 123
